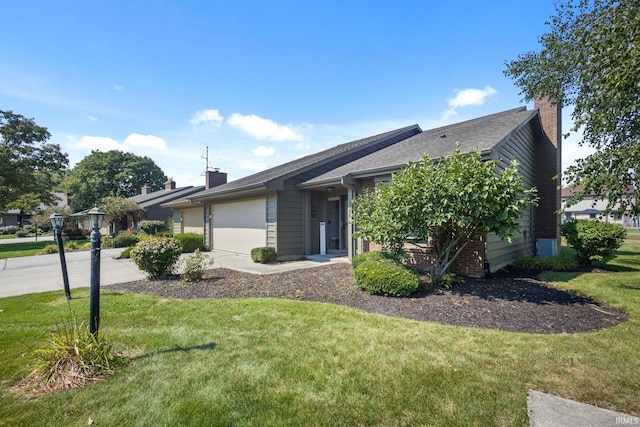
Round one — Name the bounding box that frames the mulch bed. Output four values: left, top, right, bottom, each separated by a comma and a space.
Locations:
106, 263, 628, 334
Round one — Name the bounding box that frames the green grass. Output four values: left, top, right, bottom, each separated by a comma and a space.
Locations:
0, 241, 53, 258
0, 234, 18, 240
1, 242, 639, 425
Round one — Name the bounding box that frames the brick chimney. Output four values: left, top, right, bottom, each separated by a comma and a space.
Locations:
205, 169, 227, 189
141, 184, 151, 195
165, 178, 176, 190
534, 97, 562, 254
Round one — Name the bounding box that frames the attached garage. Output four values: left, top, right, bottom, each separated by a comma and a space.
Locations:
181, 207, 203, 234
211, 198, 266, 254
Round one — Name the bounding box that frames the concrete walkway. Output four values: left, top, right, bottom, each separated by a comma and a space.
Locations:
528, 389, 638, 426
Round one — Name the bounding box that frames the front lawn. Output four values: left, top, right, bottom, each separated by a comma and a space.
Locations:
0, 241, 639, 425
0, 241, 53, 258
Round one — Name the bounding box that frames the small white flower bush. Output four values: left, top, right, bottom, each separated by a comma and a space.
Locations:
180, 249, 213, 283
130, 237, 182, 279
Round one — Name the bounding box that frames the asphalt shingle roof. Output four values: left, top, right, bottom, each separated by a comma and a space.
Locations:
190, 124, 422, 199
302, 107, 538, 185
129, 186, 205, 208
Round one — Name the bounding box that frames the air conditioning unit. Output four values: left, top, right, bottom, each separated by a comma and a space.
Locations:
536, 238, 557, 258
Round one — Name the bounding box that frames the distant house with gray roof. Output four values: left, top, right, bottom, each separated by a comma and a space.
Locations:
125, 179, 205, 232
165, 101, 561, 277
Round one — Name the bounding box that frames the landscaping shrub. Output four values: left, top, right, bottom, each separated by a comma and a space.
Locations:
354, 258, 419, 297
351, 251, 394, 269
251, 246, 277, 263
138, 220, 167, 235
0, 225, 20, 235
561, 219, 626, 265
517, 246, 578, 271
109, 233, 140, 248
180, 249, 214, 283
63, 227, 90, 240
15, 230, 28, 238
64, 241, 81, 251
42, 244, 58, 254
130, 237, 182, 279
174, 233, 204, 253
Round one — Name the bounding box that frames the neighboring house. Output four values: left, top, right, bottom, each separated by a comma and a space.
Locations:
0, 209, 25, 227
1, 193, 70, 227
127, 179, 206, 230
165, 99, 561, 277
562, 187, 636, 227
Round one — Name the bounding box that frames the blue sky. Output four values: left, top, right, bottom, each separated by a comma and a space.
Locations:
1, 0, 592, 188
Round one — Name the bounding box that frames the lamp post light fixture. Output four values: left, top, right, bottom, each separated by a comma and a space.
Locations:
49, 212, 71, 300
87, 204, 105, 337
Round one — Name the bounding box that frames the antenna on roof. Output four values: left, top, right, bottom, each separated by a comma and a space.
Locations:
201, 146, 219, 175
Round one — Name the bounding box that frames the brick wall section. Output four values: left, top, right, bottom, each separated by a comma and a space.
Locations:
364, 238, 485, 277
534, 97, 562, 243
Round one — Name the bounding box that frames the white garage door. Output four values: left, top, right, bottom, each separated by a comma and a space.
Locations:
182, 208, 203, 234
212, 198, 266, 254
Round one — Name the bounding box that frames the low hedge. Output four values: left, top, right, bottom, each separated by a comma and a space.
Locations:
354, 258, 419, 297
110, 233, 140, 248
174, 233, 204, 253
351, 251, 394, 269
251, 247, 277, 263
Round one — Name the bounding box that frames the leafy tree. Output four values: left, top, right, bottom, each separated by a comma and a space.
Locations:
351, 148, 537, 281
101, 196, 144, 234
30, 205, 73, 231
504, 0, 640, 214
61, 150, 166, 212
0, 111, 69, 212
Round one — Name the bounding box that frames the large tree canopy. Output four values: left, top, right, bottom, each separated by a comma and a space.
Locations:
61, 150, 167, 212
351, 148, 537, 281
504, 0, 640, 213
0, 110, 69, 212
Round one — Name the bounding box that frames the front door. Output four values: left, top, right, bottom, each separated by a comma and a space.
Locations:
326, 195, 348, 253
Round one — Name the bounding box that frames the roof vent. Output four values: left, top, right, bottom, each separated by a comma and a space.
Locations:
440, 134, 446, 138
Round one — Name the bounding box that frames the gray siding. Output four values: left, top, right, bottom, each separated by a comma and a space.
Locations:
485, 122, 538, 272
277, 180, 305, 259
267, 192, 277, 247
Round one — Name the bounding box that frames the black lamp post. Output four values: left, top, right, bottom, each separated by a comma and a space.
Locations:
87, 204, 105, 337
49, 212, 71, 300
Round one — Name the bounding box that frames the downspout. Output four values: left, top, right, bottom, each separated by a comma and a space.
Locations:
341, 174, 358, 260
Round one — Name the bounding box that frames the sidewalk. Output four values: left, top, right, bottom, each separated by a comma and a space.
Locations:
528, 389, 638, 426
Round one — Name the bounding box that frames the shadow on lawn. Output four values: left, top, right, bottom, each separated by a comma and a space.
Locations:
132, 342, 217, 361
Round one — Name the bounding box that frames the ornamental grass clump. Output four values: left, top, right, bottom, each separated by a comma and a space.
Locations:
130, 237, 182, 279
23, 316, 126, 393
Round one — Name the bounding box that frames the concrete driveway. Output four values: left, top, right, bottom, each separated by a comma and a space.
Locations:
0, 248, 145, 298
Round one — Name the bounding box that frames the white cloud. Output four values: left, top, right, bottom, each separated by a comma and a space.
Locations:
74, 136, 125, 151
449, 86, 497, 108
227, 113, 303, 141
189, 109, 224, 126
87, 115, 97, 122
252, 145, 275, 157
112, 83, 123, 91
442, 86, 498, 120
124, 133, 167, 150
